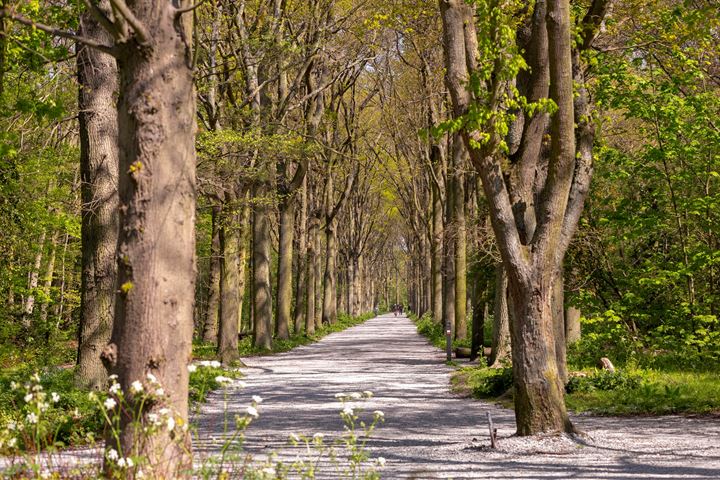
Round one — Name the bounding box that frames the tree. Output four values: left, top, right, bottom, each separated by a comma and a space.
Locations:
440, 0, 595, 434
75, 0, 118, 391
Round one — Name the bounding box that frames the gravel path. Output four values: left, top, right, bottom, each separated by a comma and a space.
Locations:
194, 314, 720, 479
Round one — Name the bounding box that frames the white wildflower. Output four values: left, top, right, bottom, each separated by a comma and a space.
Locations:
108, 374, 118, 381
246, 406, 259, 418
187, 364, 197, 373
154, 388, 165, 397
342, 406, 354, 416
350, 392, 362, 400
109, 382, 121, 394
147, 413, 161, 426
312, 432, 324, 442
261, 467, 276, 476
146, 373, 158, 384
7, 438, 17, 448
39, 402, 49, 412
362, 390, 373, 398
51, 392, 60, 403
31, 373, 40, 382
7, 421, 16, 431
377, 457, 386, 467
10, 381, 18, 390
166, 416, 176, 432
104, 398, 117, 410
210, 360, 221, 368
125, 457, 134, 468
117, 458, 126, 468
26, 412, 38, 424
136, 470, 145, 479
334, 392, 346, 399
88, 392, 97, 401
130, 380, 143, 394
252, 395, 263, 404
106, 448, 119, 461
24, 393, 33, 403
214, 375, 233, 384
158, 408, 170, 416
374, 410, 385, 419
289, 433, 300, 442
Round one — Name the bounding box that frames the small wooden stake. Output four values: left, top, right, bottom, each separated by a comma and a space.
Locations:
487, 412, 497, 448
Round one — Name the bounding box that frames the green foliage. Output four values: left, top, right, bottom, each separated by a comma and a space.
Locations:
565, 370, 720, 415
565, 369, 642, 394
456, 366, 514, 398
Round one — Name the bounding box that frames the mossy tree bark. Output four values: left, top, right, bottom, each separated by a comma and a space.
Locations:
75, 3, 118, 390
104, 0, 197, 474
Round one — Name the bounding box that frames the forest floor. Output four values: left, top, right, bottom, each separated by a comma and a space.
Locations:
193, 313, 720, 479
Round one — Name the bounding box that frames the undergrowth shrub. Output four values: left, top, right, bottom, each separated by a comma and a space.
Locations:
565, 369, 642, 394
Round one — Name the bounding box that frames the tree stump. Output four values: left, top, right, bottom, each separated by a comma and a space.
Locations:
598, 357, 615, 373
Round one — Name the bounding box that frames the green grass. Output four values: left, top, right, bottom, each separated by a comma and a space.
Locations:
450, 364, 720, 416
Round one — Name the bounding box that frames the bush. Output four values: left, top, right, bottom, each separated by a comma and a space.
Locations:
565, 369, 642, 394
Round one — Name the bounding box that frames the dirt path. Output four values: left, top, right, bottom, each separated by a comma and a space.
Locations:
194, 314, 720, 479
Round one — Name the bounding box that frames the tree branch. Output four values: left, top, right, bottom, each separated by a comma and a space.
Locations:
1, 9, 117, 56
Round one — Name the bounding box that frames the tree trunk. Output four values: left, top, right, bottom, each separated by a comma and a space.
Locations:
305, 217, 318, 335
566, 306, 581, 344
22, 229, 46, 329
293, 177, 307, 333
489, 263, 511, 366
107, 1, 197, 474
443, 183, 456, 338
322, 223, 338, 324
253, 186, 273, 350
453, 134, 467, 340
314, 220, 323, 328
218, 207, 241, 365
431, 182, 443, 323
202, 204, 221, 343
276, 196, 293, 339
508, 275, 572, 435
39, 231, 58, 327
553, 273, 568, 384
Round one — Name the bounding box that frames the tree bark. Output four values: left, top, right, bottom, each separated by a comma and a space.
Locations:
489, 263, 511, 366
218, 206, 241, 365
566, 306, 581, 344
276, 196, 293, 339
313, 217, 323, 328
253, 186, 273, 350
106, 1, 197, 474
202, 204, 222, 343
74, 5, 119, 389
431, 181, 444, 323
293, 177, 308, 332
305, 216, 318, 334
453, 134, 467, 340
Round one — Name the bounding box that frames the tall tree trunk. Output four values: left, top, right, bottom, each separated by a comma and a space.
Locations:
313, 222, 323, 328
566, 306, 581, 344
305, 217, 318, 334
237, 202, 251, 333
322, 223, 338, 324
22, 230, 46, 329
443, 182, 456, 338
276, 196, 294, 339
431, 182, 444, 323
454, 135, 467, 340
39, 231, 59, 327
105, 1, 197, 474
253, 186, 273, 350
553, 273, 567, 384
293, 177, 307, 332
218, 205, 241, 365
202, 204, 222, 343
489, 263, 511, 366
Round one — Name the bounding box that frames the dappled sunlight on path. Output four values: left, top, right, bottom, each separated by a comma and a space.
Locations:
194, 314, 720, 479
